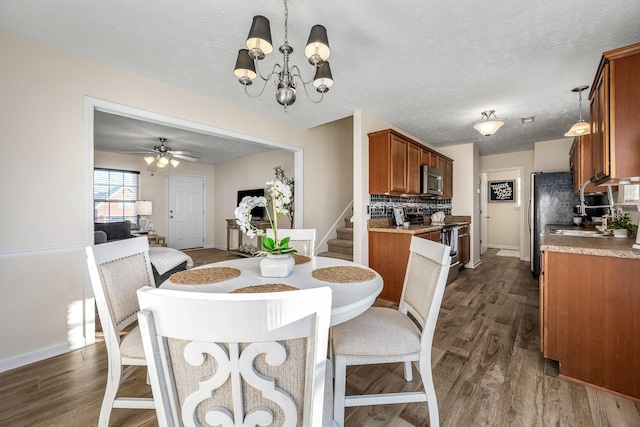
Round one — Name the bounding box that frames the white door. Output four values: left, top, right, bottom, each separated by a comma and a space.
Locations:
480, 172, 488, 255
168, 175, 204, 250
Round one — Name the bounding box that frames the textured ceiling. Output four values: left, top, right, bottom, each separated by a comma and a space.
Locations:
2, 0, 640, 160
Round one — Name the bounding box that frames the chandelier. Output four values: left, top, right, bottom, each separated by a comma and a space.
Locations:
473, 110, 505, 136
233, 0, 333, 110
564, 85, 590, 137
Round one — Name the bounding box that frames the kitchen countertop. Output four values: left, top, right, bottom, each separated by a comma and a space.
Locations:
368, 216, 470, 235
541, 224, 640, 259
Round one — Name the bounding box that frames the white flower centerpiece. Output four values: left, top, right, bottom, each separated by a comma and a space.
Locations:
234, 179, 297, 277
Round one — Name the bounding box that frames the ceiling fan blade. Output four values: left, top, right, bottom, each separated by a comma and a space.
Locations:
170, 150, 193, 155
173, 154, 198, 162
120, 151, 156, 154
134, 146, 158, 152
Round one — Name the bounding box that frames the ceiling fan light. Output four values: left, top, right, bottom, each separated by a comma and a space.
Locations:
157, 156, 169, 167
305, 25, 330, 65
144, 156, 155, 165
246, 15, 273, 59
170, 159, 180, 167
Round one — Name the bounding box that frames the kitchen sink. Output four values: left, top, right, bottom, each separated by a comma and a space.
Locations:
549, 229, 610, 237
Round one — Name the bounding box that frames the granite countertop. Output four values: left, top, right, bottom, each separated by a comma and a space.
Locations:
368, 216, 470, 235
541, 225, 640, 259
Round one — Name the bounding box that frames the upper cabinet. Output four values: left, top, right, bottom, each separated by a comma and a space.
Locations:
569, 135, 612, 194
589, 42, 640, 184
369, 129, 453, 197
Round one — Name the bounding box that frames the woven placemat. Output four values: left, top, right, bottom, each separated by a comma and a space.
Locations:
292, 254, 311, 265
170, 267, 241, 285
230, 284, 300, 293
312, 266, 376, 283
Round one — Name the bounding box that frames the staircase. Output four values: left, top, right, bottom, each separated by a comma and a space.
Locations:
318, 218, 353, 261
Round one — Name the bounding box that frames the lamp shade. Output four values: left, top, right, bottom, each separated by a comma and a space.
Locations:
305, 25, 330, 65
473, 119, 504, 136
564, 120, 590, 137
234, 49, 257, 83
246, 15, 273, 57
136, 201, 153, 216
313, 61, 333, 93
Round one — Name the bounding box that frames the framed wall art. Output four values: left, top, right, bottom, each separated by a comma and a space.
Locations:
489, 179, 515, 202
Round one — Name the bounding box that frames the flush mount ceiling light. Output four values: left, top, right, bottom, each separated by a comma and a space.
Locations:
473, 110, 505, 136
233, 0, 333, 111
564, 85, 591, 137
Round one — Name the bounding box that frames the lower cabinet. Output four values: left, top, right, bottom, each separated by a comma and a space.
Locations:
458, 225, 470, 267
541, 251, 640, 400
369, 230, 441, 303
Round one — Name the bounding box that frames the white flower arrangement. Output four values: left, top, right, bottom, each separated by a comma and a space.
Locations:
234, 179, 296, 255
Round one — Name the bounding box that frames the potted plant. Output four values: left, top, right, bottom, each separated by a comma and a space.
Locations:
235, 179, 297, 277
606, 212, 638, 238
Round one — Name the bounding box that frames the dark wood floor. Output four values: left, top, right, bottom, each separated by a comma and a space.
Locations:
1, 249, 639, 426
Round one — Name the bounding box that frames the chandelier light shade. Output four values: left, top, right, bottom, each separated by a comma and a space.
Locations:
233, 0, 334, 110
246, 15, 273, 58
473, 110, 505, 136
564, 85, 591, 137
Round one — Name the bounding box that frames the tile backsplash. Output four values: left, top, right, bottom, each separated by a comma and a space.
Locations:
369, 194, 452, 219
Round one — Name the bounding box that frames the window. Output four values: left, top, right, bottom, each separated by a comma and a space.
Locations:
94, 168, 141, 227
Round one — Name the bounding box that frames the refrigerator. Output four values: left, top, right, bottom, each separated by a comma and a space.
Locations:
529, 172, 578, 278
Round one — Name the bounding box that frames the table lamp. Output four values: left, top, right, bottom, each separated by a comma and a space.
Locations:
136, 200, 153, 233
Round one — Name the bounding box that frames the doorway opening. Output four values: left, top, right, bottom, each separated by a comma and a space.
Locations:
479, 167, 526, 261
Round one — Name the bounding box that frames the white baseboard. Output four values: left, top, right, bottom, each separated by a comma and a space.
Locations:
0, 342, 71, 374
487, 244, 520, 251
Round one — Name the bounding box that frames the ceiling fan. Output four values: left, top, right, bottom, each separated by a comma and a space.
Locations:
121, 137, 198, 168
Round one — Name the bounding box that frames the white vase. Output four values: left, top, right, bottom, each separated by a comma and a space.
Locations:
612, 229, 628, 238
260, 254, 295, 278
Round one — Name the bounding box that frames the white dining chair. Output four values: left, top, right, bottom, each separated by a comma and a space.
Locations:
86, 237, 156, 426
331, 236, 451, 426
137, 286, 335, 427
267, 228, 316, 257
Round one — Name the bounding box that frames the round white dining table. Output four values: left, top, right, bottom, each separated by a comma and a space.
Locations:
160, 256, 383, 326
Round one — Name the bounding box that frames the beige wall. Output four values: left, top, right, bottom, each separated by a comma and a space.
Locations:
534, 138, 572, 172
486, 170, 521, 249
0, 31, 353, 371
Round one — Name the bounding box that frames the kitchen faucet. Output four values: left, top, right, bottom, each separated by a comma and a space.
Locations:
579, 179, 616, 217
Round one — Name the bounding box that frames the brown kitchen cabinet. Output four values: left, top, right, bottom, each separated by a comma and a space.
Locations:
369, 129, 412, 195
569, 135, 612, 194
369, 129, 453, 197
442, 158, 453, 198
457, 224, 470, 267
369, 229, 441, 303
589, 42, 640, 184
541, 250, 640, 400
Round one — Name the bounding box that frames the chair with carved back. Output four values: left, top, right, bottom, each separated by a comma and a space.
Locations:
266, 228, 316, 257
86, 237, 156, 426
136, 285, 335, 426
331, 236, 451, 426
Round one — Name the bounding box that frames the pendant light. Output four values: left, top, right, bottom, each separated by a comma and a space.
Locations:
564, 85, 590, 137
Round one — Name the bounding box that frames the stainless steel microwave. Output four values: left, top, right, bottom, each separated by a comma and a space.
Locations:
421, 165, 443, 196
